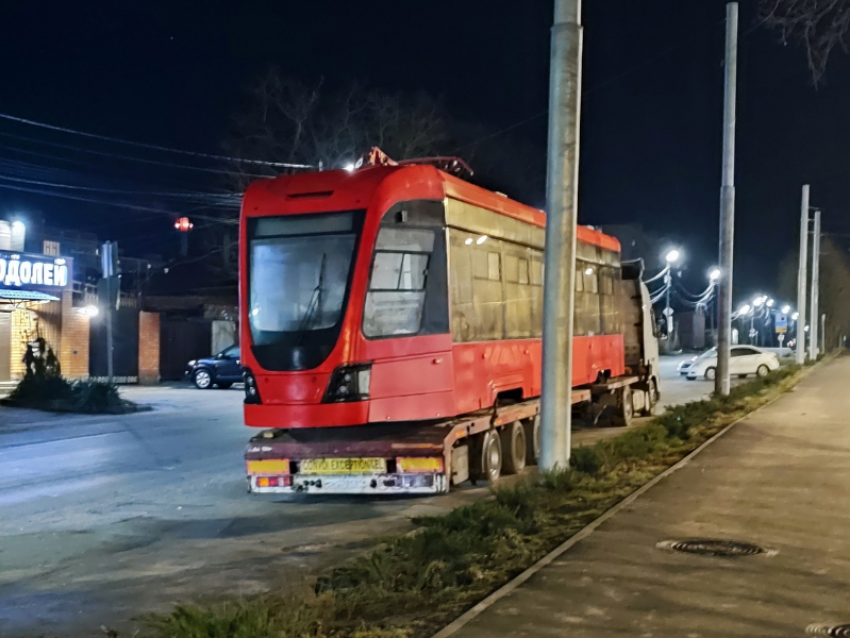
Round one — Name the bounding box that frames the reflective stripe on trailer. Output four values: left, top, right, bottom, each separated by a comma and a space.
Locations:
249, 473, 448, 495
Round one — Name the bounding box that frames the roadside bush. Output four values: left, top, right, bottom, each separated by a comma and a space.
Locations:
6, 375, 139, 414
570, 445, 602, 475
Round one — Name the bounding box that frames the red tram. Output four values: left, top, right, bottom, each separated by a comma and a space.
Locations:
240, 158, 628, 430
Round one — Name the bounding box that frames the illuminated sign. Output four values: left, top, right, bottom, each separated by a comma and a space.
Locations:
0, 252, 70, 289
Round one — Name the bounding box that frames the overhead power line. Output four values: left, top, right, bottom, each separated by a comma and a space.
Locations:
0, 111, 312, 169
0, 130, 271, 178
0, 181, 238, 224
0, 172, 240, 205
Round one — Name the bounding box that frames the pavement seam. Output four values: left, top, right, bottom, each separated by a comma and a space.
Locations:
429, 367, 818, 638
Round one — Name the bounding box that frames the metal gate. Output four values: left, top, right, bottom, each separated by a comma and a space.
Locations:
159, 319, 212, 381
89, 308, 139, 382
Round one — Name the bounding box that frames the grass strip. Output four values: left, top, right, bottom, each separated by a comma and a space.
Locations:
142, 362, 812, 638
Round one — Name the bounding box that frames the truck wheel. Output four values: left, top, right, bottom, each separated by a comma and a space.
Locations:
612, 386, 633, 427
523, 416, 541, 465
500, 421, 526, 475
470, 431, 502, 485
641, 379, 658, 416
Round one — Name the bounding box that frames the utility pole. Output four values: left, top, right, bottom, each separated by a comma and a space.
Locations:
821, 313, 826, 354
716, 2, 738, 397
796, 185, 809, 365
540, 0, 582, 471
101, 241, 119, 383
809, 208, 821, 361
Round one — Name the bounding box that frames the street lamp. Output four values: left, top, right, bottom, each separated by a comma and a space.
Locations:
753, 295, 766, 308
739, 304, 751, 315
662, 248, 682, 339
709, 268, 721, 281
781, 305, 791, 315
766, 298, 775, 308
791, 312, 799, 321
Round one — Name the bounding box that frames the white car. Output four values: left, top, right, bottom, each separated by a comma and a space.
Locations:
686, 346, 780, 381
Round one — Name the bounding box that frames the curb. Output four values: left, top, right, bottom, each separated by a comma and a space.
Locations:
430, 363, 821, 638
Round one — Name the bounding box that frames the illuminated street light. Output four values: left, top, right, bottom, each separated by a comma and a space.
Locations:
709, 268, 721, 281
79, 305, 99, 318
753, 296, 766, 308
792, 312, 799, 321
766, 298, 775, 308
665, 249, 681, 264
781, 305, 791, 315
11, 220, 25, 234
344, 163, 355, 172
739, 304, 751, 315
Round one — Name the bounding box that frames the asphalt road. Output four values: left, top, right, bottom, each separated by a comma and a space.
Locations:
0, 355, 714, 637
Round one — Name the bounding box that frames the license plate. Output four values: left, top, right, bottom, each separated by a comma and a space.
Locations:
299, 457, 386, 475
247, 459, 289, 475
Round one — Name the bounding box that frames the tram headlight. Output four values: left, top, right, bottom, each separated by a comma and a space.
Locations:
244, 369, 261, 404
324, 363, 372, 403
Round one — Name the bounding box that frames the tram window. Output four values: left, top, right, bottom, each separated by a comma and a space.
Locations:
504, 254, 519, 283
518, 258, 529, 285
583, 266, 599, 293
601, 267, 616, 295
487, 252, 501, 281
363, 228, 434, 338
530, 259, 544, 286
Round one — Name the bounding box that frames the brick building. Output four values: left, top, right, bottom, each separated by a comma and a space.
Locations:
0, 219, 163, 384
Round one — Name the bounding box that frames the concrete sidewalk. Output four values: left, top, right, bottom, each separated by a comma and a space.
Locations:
447, 357, 850, 637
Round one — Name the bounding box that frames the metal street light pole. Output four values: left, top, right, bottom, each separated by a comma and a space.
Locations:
809, 208, 821, 361
716, 2, 738, 396
797, 185, 809, 364
540, 0, 582, 471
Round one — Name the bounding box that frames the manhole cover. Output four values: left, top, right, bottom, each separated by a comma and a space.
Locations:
655, 538, 777, 557
808, 624, 850, 637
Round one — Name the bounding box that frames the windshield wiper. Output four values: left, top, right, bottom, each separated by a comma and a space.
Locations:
295, 253, 327, 343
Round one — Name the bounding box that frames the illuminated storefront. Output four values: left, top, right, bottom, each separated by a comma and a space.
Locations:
0, 250, 89, 382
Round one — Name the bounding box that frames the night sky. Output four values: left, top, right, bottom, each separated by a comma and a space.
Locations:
1, 0, 849, 302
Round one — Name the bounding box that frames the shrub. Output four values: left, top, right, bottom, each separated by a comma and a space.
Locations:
6, 354, 140, 415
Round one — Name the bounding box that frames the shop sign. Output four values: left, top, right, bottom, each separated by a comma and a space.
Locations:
0, 252, 70, 288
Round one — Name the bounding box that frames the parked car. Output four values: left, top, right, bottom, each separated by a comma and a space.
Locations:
686, 345, 780, 381
677, 353, 705, 376
186, 345, 242, 389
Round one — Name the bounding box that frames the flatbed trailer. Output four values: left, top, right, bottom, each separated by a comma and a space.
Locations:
245, 382, 651, 496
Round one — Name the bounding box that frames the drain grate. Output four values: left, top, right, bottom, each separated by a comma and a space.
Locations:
655, 538, 778, 557
808, 624, 850, 637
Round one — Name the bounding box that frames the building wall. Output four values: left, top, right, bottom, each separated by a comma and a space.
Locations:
10, 307, 37, 379
138, 311, 161, 384
59, 290, 90, 379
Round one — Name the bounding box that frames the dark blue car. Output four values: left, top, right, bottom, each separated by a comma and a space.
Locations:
186, 345, 242, 389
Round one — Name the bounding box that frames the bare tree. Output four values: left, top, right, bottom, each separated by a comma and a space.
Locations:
761, 0, 850, 82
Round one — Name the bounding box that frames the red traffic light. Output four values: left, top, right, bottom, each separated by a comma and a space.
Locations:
174, 217, 194, 232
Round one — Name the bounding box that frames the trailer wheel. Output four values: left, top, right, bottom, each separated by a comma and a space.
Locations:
470, 431, 502, 485
612, 386, 633, 427
500, 421, 526, 474
641, 378, 659, 416
523, 416, 541, 465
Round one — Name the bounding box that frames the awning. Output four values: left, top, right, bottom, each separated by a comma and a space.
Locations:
0, 289, 60, 302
